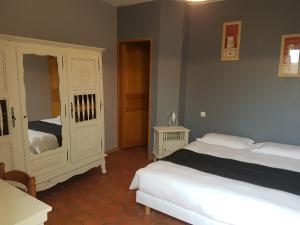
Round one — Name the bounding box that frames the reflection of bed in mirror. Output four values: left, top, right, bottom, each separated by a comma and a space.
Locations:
23, 54, 63, 155
28, 116, 62, 154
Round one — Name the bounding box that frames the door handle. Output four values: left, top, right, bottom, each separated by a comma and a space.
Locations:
65, 104, 67, 117
70, 102, 74, 119
11, 107, 16, 128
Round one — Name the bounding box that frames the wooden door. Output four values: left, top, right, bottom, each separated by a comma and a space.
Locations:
119, 41, 150, 148
67, 49, 105, 163
48, 56, 60, 117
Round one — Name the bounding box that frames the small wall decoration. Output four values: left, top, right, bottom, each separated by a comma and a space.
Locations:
221, 21, 242, 61
278, 34, 300, 77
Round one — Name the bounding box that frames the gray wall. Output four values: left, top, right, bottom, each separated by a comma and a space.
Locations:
183, 0, 300, 145
156, 0, 186, 125
24, 55, 52, 121
0, 0, 118, 151
119, 0, 300, 147
118, 0, 161, 151
118, 0, 186, 151
118, 0, 161, 137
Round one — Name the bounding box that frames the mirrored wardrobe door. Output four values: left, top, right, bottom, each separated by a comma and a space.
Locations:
23, 54, 63, 154
16, 48, 69, 176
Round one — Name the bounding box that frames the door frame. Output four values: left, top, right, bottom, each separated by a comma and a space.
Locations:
117, 38, 152, 149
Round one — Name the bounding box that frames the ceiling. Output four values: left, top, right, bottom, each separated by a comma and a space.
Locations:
101, 0, 153, 7
101, 0, 223, 7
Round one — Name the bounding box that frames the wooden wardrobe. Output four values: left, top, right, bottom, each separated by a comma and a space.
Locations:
0, 34, 106, 191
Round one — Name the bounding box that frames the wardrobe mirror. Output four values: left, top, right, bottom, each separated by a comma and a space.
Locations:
23, 55, 63, 155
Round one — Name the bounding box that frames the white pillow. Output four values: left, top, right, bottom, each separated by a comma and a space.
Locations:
196, 133, 254, 149
252, 142, 300, 160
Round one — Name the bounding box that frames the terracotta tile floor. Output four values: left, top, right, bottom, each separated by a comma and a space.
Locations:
39, 147, 188, 225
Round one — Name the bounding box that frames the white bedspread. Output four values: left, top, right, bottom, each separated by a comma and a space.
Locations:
130, 141, 300, 225
28, 117, 61, 154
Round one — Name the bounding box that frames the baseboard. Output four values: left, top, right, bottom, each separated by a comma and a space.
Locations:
105, 148, 119, 154
148, 151, 154, 161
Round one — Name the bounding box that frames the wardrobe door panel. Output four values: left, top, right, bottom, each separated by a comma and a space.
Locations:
0, 142, 13, 171
0, 50, 7, 93
67, 50, 104, 163
0, 46, 9, 138
73, 123, 99, 160
0, 43, 26, 171
72, 59, 96, 90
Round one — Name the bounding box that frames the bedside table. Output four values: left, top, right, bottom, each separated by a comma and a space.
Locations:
153, 126, 190, 160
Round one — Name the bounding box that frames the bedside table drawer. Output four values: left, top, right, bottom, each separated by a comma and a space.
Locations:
163, 141, 185, 152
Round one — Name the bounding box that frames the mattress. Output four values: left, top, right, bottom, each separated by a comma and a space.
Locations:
28, 117, 61, 154
130, 141, 300, 225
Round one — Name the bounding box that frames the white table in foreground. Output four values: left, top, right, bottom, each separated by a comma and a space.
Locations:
0, 179, 52, 225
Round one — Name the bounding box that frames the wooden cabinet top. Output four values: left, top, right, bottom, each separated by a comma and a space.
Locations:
154, 126, 190, 133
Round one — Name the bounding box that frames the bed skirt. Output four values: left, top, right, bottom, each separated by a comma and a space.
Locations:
136, 190, 227, 225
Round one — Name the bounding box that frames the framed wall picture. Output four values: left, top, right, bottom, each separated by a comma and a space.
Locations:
221, 21, 242, 61
278, 34, 300, 77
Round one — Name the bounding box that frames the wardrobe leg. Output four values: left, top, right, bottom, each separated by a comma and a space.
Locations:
145, 206, 151, 215
100, 162, 107, 175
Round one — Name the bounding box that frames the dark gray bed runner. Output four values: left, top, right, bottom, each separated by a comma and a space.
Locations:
161, 149, 300, 196
28, 121, 62, 147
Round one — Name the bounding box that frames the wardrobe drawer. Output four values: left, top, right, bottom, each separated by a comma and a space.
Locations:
163, 141, 185, 151
30, 150, 67, 176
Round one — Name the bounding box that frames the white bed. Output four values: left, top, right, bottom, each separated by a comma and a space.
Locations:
28, 117, 61, 154
130, 141, 300, 225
